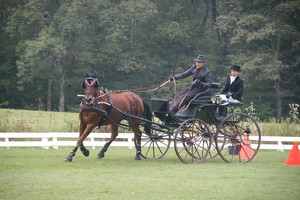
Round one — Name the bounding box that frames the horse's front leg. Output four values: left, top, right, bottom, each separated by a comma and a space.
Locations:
64, 123, 94, 162
98, 124, 118, 159
78, 120, 90, 157
64, 146, 79, 162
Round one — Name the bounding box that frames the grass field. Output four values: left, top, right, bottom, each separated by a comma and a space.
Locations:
0, 147, 299, 200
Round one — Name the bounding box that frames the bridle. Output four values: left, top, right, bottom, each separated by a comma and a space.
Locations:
83, 78, 100, 105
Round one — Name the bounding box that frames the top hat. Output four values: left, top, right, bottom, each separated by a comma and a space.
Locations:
193, 55, 206, 62
231, 65, 241, 71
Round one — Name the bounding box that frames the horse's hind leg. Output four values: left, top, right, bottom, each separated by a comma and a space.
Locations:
131, 121, 142, 160
98, 124, 118, 159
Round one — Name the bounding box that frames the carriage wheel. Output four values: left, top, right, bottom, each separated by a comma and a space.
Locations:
207, 124, 226, 159
134, 116, 171, 159
174, 118, 212, 164
216, 113, 261, 163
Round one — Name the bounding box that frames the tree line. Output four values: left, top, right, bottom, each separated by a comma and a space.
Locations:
0, 0, 299, 120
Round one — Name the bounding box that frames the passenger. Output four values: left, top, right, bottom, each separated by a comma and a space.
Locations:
219, 65, 244, 104
169, 55, 212, 113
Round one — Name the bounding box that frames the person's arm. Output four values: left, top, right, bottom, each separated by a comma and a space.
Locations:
203, 70, 212, 88
221, 77, 230, 94
232, 80, 244, 100
194, 68, 212, 88
173, 66, 195, 80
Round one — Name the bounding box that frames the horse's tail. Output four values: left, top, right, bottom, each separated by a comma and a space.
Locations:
142, 100, 152, 135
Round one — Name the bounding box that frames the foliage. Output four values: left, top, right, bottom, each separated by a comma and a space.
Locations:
0, 0, 299, 120
245, 102, 256, 118
288, 103, 300, 123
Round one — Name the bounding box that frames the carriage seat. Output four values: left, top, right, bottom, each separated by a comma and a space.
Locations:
192, 90, 212, 104
191, 82, 221, 104
176, 83, 221, 119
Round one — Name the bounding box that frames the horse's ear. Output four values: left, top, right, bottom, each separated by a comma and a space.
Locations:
82, 80, 86, 88
85, 72, 90, 78
91, 72, 97, 78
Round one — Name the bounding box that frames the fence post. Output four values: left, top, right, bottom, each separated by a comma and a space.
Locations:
5, 137, 9, 149
128, 135, 134, 149
277, 140, 284, 152
52, 137, 58, 149
91, 136, 95, 149
42, 137, 49, 149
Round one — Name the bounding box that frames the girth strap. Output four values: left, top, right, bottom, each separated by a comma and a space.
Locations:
96, 89, 113, 128
79, 102, 107, 116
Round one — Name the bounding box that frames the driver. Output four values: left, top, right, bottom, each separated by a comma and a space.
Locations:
169, 54, 212, 113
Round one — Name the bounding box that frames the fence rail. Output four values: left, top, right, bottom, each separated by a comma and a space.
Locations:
0, 132, 299, 152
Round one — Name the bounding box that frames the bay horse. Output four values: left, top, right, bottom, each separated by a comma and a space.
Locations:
65, 73, 152, 162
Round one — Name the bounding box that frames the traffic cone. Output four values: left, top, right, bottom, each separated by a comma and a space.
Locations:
284, 140, 300, 166
239, 134, 254, 159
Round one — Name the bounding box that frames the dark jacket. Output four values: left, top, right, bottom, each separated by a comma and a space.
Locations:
169, 65, 212, 111
174, 65, 212, 89
221, 76, 244, 101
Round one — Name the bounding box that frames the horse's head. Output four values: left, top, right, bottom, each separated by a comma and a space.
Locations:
82, 72, 99, 105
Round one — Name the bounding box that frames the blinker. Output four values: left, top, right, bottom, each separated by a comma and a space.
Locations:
85, 78, 98, 87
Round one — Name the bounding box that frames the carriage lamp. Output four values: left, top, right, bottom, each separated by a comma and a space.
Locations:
244, 127, 251, 135
211, 96, 216, 104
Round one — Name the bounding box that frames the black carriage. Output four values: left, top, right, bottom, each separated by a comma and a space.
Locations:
136, 83, 261, 164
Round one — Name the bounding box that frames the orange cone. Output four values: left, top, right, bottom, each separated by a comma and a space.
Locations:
284, 140, 300, 166
239, 134, 254, 159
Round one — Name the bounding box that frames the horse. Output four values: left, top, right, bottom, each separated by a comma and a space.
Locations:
65, 72, 152, 162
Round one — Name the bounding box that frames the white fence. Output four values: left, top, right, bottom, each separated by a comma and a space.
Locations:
0, 132, 135, 149
0, 132, 299, 152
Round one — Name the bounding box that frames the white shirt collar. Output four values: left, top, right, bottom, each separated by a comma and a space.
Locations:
230, 76, 237, 84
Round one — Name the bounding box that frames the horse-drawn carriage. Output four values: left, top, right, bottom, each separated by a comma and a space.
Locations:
65, 74, 261, 164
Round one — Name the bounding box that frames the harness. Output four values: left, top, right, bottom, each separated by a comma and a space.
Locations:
80, 88, 139, 130
97, 89, 113, 128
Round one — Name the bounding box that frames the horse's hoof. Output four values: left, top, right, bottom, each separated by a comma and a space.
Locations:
97, 152, 104, 159
65, 155, 73, 162
82, 149, 90, 157
135, 155, 141, 160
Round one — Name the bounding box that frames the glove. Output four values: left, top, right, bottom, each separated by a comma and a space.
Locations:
226, 92, 232, 98
193, 79, 204, 87
170, 77, 175, 81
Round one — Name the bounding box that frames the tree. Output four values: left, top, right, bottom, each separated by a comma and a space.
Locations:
216, 0, 300, 119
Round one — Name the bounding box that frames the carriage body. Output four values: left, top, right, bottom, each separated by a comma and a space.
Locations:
146, 84, 260, 164
151, 97, 218, 124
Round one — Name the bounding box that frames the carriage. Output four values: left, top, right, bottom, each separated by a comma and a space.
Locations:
65, 74, 261, 164
136, 83, 261, 164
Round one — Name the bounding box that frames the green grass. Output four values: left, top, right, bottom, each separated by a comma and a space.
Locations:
0, 147, 299, 200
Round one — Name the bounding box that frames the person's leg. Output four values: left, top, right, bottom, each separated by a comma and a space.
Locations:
169, 88, 189, 113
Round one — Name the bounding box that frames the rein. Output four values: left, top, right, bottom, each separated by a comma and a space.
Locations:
79, 80, 191, 96
127, 80, 191, 93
